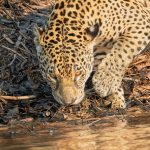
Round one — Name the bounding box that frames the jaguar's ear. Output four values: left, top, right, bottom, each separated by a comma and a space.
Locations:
33, 24, 47, 54
85, 23, 100, 40
50, 0, 56, 6
33, 24, 46, 46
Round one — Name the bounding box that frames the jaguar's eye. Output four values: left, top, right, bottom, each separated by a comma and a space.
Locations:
75, 70, 82, 77
85, 23, 100, 40
75, 70, 82, 82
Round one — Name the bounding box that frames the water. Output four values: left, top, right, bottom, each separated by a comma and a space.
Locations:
0, 113, 150, 150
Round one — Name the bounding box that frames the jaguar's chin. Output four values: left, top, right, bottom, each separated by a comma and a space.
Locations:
72, 94, 85, 105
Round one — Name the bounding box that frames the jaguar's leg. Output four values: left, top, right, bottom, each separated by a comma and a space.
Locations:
93, 46, 111, 71
92, 26, 150, 109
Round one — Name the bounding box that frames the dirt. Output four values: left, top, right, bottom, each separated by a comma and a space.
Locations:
0, 0, 150, 127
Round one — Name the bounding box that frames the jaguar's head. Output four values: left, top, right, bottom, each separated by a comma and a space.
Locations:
34, 1, 100, 105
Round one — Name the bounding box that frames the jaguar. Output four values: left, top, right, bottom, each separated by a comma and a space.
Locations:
34, 0, 150, 109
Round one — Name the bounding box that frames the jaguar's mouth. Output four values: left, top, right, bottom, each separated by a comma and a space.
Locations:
53, 89, 85, 106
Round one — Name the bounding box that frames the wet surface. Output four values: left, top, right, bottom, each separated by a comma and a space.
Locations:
0, 1, 150, 149
0, 113, 150, 150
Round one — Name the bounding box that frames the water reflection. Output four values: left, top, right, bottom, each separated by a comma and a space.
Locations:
0, 113, 150, 150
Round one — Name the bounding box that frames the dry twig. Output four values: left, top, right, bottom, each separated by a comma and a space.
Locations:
0, 95, 37, 101
0, 45, 26, 59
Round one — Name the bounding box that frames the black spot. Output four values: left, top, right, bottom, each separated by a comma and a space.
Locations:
86, 6, 90, 12
55, 27, 60, 32
67, 39, 76, 43
52, 14, 58, 20
54, 59, 57, 63
118, 54, 122, 58
45, 36, 49, 40
70, 20, 77, 24
71, 58, 75, 62
60, 11, 65, 16
68, 4, 74, 8
49, 32, 54, 36
59, 1, 64, 9
68, 33, 75, 36
76, 4, 80, 10
71, 27, 77, 30
55, 3, 59, 9
138, 41, 142, 44
50, 40, 57, 44
77, 35, 82, 38
64, 18, 69, 23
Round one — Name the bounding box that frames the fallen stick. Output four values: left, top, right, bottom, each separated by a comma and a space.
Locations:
0, 45, 26, 59
0, 95, 37, 101
138, 96, 150, 100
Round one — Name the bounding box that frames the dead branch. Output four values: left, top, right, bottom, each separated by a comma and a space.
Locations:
138, 96, 150, 100
0, 54, 17, 70
0, 95, 37, 101
0, 45, 26, 59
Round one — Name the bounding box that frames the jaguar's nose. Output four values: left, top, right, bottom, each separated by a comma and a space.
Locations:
62, 97, 77, 106
56, 86, 78, 105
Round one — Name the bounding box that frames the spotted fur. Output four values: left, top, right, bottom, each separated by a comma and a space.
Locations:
34, 0, 150, 108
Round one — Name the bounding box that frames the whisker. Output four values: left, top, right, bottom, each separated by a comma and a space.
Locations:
85, 88, 95, 93
85, 90, 97, 95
